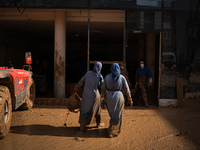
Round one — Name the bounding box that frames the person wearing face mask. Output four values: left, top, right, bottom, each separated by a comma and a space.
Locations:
74, 62, 104, 132
134, 59, 153, 107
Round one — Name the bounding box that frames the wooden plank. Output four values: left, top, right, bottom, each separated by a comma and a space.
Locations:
176, 77, 183, 107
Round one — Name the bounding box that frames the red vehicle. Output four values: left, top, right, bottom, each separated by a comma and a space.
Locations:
0, 52, 35, 138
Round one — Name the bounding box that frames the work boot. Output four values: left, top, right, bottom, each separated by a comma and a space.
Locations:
143, 94, 149, 107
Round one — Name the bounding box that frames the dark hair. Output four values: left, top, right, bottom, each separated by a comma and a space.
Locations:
139, 59, 145, 64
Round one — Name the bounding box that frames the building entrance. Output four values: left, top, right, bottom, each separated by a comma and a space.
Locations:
126, 30, 160, 105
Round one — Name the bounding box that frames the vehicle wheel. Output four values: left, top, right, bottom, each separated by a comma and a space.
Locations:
20, 78, 36, 110
0, 86, 12, 138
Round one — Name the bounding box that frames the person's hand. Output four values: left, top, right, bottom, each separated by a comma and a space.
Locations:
100, 95, 107, 109
101, 97, 106, 104
127, 93, 133, 108
101, 95, 106, 102
101, 94, 105, 99
127, 100, 133, 107
147, 82, 152, 87
147, 78, 153, 87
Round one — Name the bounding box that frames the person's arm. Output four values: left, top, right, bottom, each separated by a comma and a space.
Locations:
147, 67, 153, 87
147, 67, 153, 79
101, 78, 107, 96
98, 75, 104, 89
124, 75, 132, 88
74, 73, 86, 92
122, 76, 131, 94
122, 76, 133, 107
100, 78, 107, 106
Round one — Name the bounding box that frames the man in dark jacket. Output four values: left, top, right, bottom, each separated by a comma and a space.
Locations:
134, 59, 153, 107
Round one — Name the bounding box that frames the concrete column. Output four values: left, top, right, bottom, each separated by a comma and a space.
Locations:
138, 39, 145, 61
54, 10, 66, 98
146, 33, 155, 81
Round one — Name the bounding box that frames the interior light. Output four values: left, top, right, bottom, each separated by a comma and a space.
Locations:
75, 34, 79, 37
133, 31, 142, 33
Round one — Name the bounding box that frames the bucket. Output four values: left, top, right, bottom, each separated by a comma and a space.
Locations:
67, 92, 82, 112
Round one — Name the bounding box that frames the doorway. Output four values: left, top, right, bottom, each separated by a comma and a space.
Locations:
126, 30, 160, 105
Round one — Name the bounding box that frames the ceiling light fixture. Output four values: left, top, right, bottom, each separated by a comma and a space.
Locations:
133, 31, 142, 33
75, 34, 79, 37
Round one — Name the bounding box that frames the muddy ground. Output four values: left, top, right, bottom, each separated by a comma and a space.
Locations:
0, 99, 200, 150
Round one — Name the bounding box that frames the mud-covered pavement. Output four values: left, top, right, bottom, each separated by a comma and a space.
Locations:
0, 100, 200, 150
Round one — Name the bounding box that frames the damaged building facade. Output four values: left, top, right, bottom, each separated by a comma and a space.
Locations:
0, 0, 200, 106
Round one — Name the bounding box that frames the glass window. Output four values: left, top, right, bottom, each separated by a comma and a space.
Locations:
24, 79, 28, 88
163, 30, 170, 40
164, 0, 175, 8
90, 0, 136, 9
1, 0, 89, 8
126, 10, 141, 30
136, 0, 161, 8
144, 12, 154, 30
164, 14, 170, 23
126, 10, 161, 30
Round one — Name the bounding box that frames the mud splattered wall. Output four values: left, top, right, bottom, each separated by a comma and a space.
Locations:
1, 0, 200, 100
